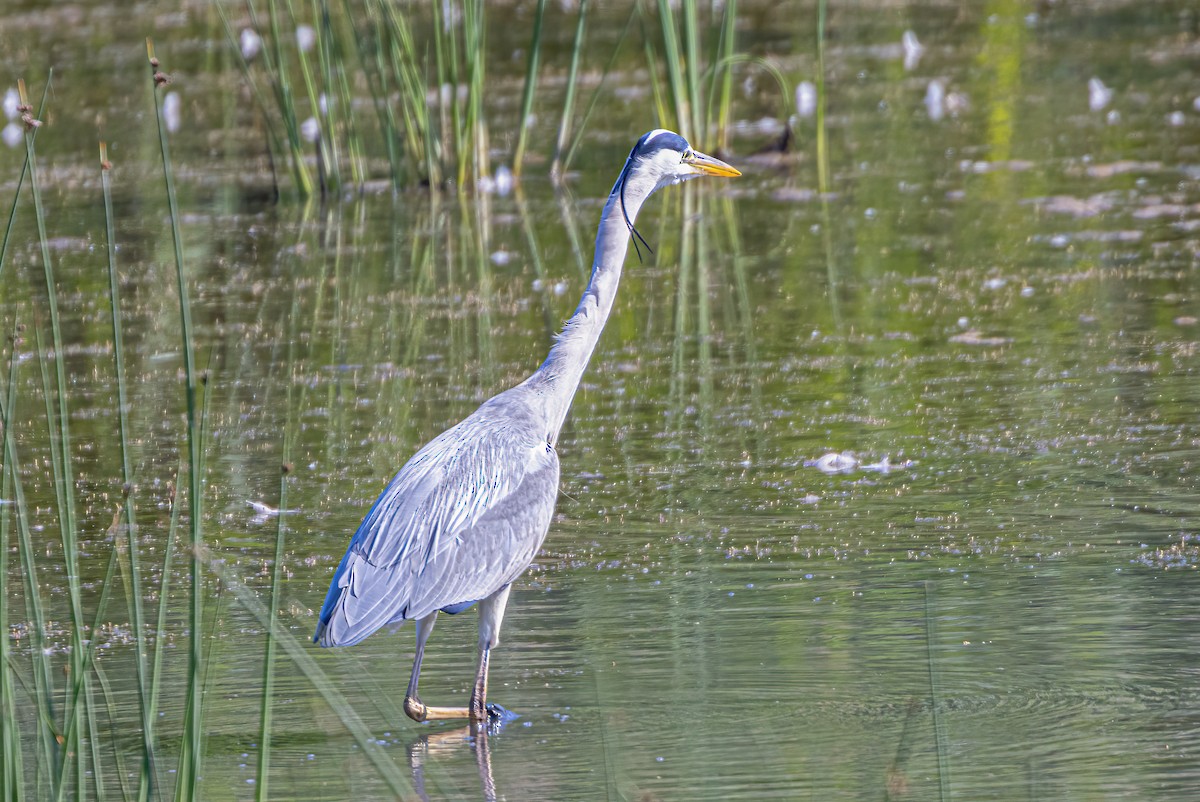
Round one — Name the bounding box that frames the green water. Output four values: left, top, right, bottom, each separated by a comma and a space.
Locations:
2, 1, 1199, 800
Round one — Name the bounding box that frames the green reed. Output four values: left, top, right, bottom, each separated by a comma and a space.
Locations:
147, 463, 184, 798
0, 77, 54, 802
815, 0, 830, 195
221, 0, 500, 193
202, 549, 415, 797
550, 0, 589, 181
713, 0, 737, 151
367, 0, 442, 185
100, 141, 155, 802
215, 1, 295, 196
222, 0, 315, 196
642, 0, 756, 152
0, 329, 27, 802
17, 73, 93, 800
813, 0, 840, 327
147, 38, 206, 801
512, 0, 547, 179
560, 3, 639, 176
254, 234, 308, 800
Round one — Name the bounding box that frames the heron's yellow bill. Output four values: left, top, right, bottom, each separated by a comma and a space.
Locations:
685, 149, 741, 178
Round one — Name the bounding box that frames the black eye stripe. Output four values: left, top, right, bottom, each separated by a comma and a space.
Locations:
636, 131, 689, 158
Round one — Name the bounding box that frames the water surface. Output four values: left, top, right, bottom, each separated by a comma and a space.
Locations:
1, 1, 1198, 799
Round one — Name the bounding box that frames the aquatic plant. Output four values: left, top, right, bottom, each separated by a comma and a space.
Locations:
146, 40, 208, 801
219, 0, 493, 196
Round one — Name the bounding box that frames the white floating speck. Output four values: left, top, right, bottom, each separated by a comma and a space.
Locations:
946, 91, 969, 117
300, 116, 320, 143
810, 452, 858, 475
1088, 77, 1112, 112
296, 24, 316, 53
553, 281, 568, 296
1167, 111, 1185, 127
925, 79, 945, 121
1, 122, 22, 149
163, 91, 181, 133
795, 81, 817, 118
493, 164, 514, 196
2, 88, 19, 120
240, 28, 262, 60
902, 31, 924, 71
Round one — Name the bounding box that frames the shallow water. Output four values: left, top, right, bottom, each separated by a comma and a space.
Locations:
2, 1, 1199, 800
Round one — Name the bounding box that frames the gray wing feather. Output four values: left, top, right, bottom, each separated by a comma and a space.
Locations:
315, 395, 560, 647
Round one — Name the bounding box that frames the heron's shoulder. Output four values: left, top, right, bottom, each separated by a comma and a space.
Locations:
459, 384, 552, 441
397, 388, 553, 483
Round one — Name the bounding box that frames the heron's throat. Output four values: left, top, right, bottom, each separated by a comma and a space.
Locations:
534, 181, 653, 441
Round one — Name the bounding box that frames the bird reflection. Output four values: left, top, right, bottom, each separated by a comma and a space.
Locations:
406, 723, 501, 802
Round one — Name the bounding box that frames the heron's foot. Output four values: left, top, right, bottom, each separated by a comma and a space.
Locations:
404, 696, 473, 723
468, 699, 512, 724
486, 703, 516, 724
466, 703, 517, 734
403, 695, 428, 723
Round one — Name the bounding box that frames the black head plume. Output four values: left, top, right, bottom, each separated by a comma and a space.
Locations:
613, 132, 674, 263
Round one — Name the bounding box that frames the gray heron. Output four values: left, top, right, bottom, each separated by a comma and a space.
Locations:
314, 130, 740, 724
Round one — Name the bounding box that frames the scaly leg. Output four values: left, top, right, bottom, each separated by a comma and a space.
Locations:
404, 585, 515, 724
469, 585, 512, 724
404, 612, 475, 722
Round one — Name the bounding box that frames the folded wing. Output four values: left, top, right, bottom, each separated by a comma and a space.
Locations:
314, 400, 560, 647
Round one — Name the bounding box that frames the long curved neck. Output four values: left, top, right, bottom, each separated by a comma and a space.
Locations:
531, 179, 653, 444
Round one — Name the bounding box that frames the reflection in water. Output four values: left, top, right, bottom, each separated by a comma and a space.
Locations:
408, 725, 498, 802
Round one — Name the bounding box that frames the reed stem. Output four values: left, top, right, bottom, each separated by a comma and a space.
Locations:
512, 0, 547, 178
146, 39, 205, 801
551, 0, 589, 181
19, 74, 88, 801
255, 455, 293, 800
99, 141, 156, 802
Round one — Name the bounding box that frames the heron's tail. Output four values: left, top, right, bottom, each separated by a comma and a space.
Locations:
313, 551, 410, 647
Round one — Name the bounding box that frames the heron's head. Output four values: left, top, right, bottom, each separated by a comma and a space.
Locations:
611, 129, 740, 199
610, 130, 740, 260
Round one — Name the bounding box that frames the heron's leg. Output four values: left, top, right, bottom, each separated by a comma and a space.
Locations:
469, 585, 512, 723
404, 612, 475, 722
403, 611, 488, 722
